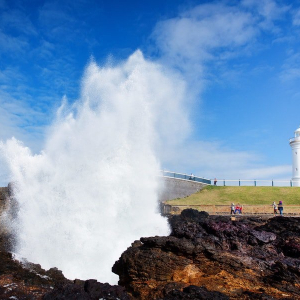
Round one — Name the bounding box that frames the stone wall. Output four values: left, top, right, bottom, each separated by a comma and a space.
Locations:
158, 177, 208, 202
0, 178, 206, 207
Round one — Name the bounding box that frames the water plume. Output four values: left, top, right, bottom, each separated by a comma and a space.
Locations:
0, 51, 189, 283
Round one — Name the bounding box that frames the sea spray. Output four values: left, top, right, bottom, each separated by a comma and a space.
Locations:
0, 51, 189, 283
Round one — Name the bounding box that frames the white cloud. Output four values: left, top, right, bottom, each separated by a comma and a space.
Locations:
153, 3, 255, 66
0, 3, 80, 165
0, 94, 50, 187
242, 0, 289, 30
0, 66, 26, 83
38, 3, 76, 38
239, 165, 291, 180
0, 9, 37, 36
293, 9, 300, 25
161, 140, 291, 180
0, 90, 46, 147
0, 0, 294, 187
37, 1, 96, 44
0, 67, 48, 160
0, 5, 38, 56
150, 1, 292, 181
280, 67, 300, 82
151, 0, 289, 86
280, 51, 300, 82
0, 30, 29, 54
151, 4, 258, 100
30, 39, 55, 60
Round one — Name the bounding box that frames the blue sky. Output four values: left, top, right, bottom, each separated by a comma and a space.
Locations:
1, 0, 300, 184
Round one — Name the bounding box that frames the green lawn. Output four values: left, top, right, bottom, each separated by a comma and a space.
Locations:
165, 185, 300, 206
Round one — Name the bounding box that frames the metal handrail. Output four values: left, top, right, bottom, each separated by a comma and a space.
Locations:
161, 171, 300, 187
161, 170, 211, 185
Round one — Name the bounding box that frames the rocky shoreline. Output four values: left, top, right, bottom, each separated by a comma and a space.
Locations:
1, 191, 300, 299
113, 210, 300, 299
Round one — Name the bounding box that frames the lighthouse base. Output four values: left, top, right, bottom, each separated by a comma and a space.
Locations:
292, 178, 300, 187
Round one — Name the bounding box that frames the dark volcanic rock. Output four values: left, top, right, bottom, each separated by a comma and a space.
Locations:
0, 190, 129, 300
113, 210, 300, 299
0, 250, 70, 299
0, 248, 131, 300
3, 190, 300, 300
161, 285, 230, 300
43, 279, 131, 300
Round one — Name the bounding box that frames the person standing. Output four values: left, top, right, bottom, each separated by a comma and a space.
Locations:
189, 173, 194, 180
214, 178, 217, 186
230, 203, 235, 214
278, 201, 283, 216
272, 202, 278, 214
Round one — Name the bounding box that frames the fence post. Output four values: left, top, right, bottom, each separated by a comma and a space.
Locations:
239, 179, 240, 186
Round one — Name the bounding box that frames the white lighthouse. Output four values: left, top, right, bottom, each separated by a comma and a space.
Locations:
289, 125, 300, 187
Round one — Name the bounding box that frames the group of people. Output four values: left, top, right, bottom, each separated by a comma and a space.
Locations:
230, 203, 242, 214
230, 201, 284, 215
272, 201, 284, 215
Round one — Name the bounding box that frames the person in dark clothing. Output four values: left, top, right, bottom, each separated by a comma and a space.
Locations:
278, 200, 283, 216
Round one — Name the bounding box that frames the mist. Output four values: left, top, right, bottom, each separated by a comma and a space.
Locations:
0, 50, 189, 283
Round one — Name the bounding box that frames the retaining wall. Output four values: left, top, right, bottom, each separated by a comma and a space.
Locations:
158, 177, 207, 202
0, 179, 205, 206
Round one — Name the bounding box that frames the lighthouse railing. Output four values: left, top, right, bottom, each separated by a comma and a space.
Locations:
289, 136, 300, 143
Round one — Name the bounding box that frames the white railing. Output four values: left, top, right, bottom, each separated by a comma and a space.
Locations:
290, 136, 300, 143
161, 171, 300, 187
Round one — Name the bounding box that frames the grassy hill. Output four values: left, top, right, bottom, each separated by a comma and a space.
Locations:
165, 185, 300, 206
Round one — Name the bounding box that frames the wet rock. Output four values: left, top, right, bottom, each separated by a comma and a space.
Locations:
250, 230, 276, 244
281, 237, 300, 258
84, 279, 131, 300
43, 279, 131, 300
259, 216, 300, 238
2, 199, 300, 299
43, 283, 90, 300
0, 249, 70, 299
113, 210, 300, 299
161, 285, 229, 300
0, 246, 131, 300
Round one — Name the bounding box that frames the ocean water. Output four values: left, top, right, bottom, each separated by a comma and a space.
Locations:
0, 51, 188, 283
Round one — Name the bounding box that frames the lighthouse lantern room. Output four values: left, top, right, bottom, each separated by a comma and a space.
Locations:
289, 125, 300, 187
